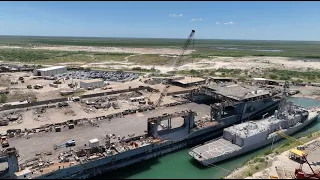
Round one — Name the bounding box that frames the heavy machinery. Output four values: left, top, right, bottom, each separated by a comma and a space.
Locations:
1, 135, 9, 148
53, 78, 65, 84
53, 140, 76, 150
295, 154, 320, 179
153, 30, 195, 107
68, 82, 77, 88
171, 30, 195, 72
275, 131, 320, 179
154, 85, 170, 107
33, 84, 43, 89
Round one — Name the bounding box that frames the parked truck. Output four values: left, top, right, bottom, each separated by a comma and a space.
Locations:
1, 136, 9, 148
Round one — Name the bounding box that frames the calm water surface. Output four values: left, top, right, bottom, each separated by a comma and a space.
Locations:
101, 97, 320, 179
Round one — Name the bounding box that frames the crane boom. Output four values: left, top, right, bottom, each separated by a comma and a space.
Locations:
173, 30, 195, 70
276, 131, 305, 145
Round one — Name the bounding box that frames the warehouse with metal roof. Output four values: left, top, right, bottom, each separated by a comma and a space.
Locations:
33, 66, 67, 76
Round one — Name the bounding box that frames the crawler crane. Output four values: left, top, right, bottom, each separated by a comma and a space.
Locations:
155, 30, 195, 107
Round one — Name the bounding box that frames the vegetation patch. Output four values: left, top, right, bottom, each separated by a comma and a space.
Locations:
229, 130, 320, 179
0, 49, 131, 64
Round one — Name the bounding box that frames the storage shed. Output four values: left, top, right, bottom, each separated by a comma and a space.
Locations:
80, 79, 104, 89
89, 138, 99, 148
33, 66, 67, 76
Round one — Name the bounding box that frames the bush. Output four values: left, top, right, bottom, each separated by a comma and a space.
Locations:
238, 76, 246, 82
263, 149, 272, 155
132, 67, 142, 71
269, 73, 279, 79
189, 69, 200, 75
0, 94, 7, 103
280, 76, 290, 80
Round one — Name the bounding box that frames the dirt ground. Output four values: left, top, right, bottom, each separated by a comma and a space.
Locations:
0, 45, 194, 55
291, 86, 320, 100
0, 90, 180, 134
0, 70, 194, 103
246, 138, 320, 179
2, 45, 320, 74
66, 56, 320, 74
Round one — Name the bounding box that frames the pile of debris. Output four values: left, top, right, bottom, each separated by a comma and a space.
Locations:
54, 70, 139, 82
0, 111, 23, 126
0, 64, 34, 73
5, 100, 190, 138
162, 100, 191, 107
144, 78, 163, 85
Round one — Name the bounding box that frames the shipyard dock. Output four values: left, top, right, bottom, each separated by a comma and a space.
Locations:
0, 74, 285, 179
0, 103, 210, 168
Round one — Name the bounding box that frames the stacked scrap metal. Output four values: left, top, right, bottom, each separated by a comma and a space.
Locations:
54, 70, 139, 82
0, 64, 35, 72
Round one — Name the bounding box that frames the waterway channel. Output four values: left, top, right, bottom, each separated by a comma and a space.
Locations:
101, 97, 320, 179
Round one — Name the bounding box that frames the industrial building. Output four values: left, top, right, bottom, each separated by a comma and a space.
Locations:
170, 76, 206, 88
252, 78, 283, 86
80, 79, 105, 89
210, 77, 237, 83
33, 66, 67, 77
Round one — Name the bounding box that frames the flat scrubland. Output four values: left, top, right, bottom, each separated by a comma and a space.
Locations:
1, 36, 320, 82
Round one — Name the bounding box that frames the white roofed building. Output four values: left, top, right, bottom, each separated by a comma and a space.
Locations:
33, 66, 67, 76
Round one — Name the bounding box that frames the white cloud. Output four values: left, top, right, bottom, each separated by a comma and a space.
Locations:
224, 21, 234, 25
191, 18, 203, 22
169, 13, 183, 17
216, 22, 220, 25
252, 29, 256, 31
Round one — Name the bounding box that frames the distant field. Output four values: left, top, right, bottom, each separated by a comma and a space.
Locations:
0, 48, 131, 64
1, 35, 320, 58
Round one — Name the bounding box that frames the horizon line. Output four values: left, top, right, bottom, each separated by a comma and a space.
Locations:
0, 34, 319, 42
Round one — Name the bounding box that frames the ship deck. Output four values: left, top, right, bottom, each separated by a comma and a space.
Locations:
0, 103, 210, 164
191, 138, 241, 160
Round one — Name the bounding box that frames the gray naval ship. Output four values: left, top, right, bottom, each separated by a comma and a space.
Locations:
189, 99, 320, 166
0, 83, 282, 179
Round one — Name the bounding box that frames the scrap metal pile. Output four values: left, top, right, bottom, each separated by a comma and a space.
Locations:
0, 111, 23, 126
80, 91, 143, 112
143, 78, 163, 85
0, 64, 34, 72
54, 70, 139, 82
19, 153, 54, 171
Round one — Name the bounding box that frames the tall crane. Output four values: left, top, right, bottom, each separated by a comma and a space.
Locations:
172, 30, 195, 72
154, 30, 195, 107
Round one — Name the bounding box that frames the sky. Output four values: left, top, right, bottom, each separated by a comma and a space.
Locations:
1, 1, 320, 41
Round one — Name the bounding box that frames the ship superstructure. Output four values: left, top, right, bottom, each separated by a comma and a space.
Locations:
189, 100, 320, 166
191, 82, 282, 124
0, 83, 282, 179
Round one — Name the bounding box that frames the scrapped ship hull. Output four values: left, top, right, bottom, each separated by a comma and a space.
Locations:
190, 111, 319, 166
35, 100, 280, 179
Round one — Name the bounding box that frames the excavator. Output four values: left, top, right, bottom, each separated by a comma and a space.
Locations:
53, 77, 65, 84
275, 131, 320, 179
154, 30, 195, 107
